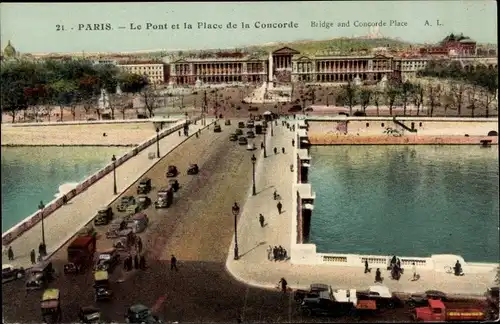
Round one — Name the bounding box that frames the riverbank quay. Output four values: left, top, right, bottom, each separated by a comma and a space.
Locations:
0, 119, 181, 146
1, 118, 214, 269
226, 118, 497, 297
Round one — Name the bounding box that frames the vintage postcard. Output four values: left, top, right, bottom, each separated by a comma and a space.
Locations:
1, 1, 498, 323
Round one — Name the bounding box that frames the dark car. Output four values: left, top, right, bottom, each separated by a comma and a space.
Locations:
235, 129, 243, 136
248, 106, 259, 111
214, 125, 222, 132
126, 304, 162, 323
2, 264, 26, 284
117, 196, 136, 212
79, 306, 102, 323
168, 179, 180, 192
229, 134, 238, 141
225, 120, 231, 125
137, 177, 152, 194
407, 290, 448, 309
238, 122, 245, 128
356, 286, 400, 309
294, 283, 330, 304
166, 165, 178, 178
246, 131, 255, 138
187, 164, 199, 175
94, 248, 120, 273
299, 291, 354, 317
94, 206, 114, 226
136, 195, 152, 210
238, 136, 248, 145
288, 105, 302, 112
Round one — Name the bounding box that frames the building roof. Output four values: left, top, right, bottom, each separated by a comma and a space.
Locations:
118, 60, 164, 65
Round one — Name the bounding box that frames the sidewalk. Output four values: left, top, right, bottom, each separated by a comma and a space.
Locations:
226, 120, 497, 297
2, 119, 214, 269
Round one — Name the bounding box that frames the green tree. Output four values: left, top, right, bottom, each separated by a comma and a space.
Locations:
411, 84, 425, 116
359, 88, 372, 113
118, 73, 147, 93
450, 81, 466, 116
426, 83, 442, 117
50, 80, 78, 121
400, 81, 413, 116
338, 81, 357, 115
384, 83, 399, 116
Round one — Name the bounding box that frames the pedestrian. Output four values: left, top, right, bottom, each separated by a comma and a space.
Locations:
292, 139, 295, 147
274, 147, 277, 154
171, 254, 178, 271
375, 268, 383, 283
267, 245, 273, 261
196, 132, 199, 138
140, 254, 146, 270
259, 214, 265, 228
277, 201, 283, 214
412, 262, 418, 281
134, 254, 140, 269
7, 246, 14, 260
283, 249, 288, 260
178, 130, 181, 136
30, 249, 36, 264
261, 142, 264, 149
62, 195, 67, 205
278, 246, 284, 260
273, 246, 278, 261
364, 260, 371, 273
278, 277, 288, 294
282, 147, 285, 154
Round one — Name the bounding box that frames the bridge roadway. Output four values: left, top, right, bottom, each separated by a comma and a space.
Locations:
2, 121, 412, 323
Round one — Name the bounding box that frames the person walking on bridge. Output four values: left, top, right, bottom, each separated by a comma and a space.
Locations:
7, 246, 14, 261
30, 249, 36, 265
278, 277, 288, 294
277, 201, 283, 214
259, 214, 265, 228
171, 254, 178, 272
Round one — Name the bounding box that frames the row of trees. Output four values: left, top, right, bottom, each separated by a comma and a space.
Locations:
1, 60, 150, 122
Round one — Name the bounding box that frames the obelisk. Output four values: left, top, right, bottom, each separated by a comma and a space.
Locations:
268, 52, 273, 88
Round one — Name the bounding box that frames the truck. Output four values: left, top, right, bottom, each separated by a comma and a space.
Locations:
412, 299, 486, 322
64, 235, 96, 274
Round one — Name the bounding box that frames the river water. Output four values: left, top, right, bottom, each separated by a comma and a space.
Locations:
309, 145, 499, 262
1, 146, 128, 233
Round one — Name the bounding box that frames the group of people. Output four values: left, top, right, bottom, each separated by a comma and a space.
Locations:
366, 255, 420, 283
123, 253, 147, 271
267, 245, 288, 261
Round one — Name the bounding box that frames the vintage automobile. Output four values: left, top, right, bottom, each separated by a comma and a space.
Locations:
214, 124, 222, 132
246, 142, 256, 151
248, 106, 259, 112
41, 288, 62, 323
246, 120, 255, 128
225, 119, 231, 125
235, 129, 243, 136
294, 283, 330, 304
356, 285, 401, 309
117, 196, 136, 212
64, 235, 96, 275
127, 213, 149, 234
137, 177, 152, 194
407, 290, 449, 309
238, 121, 245, 129
79, 306, 102, 323
246, 130, 255, 138
166, 165, 178, 178
229, 134, 238, 141
168, 179, 180, 192
2, 264, 26, 284
94, 248, 120, 273
126, 203, 140, 215
113, 229, 136, 251
238, 136, 248, 145
94, 271, 113, 302
94, 206, 114, 226
126, 304, 163, 323
155, 187, 173, 209
300, 288, 378, 317
78, 224, 97, 238
187, 164, 199, 175
26, 261, 55, 291
136, 195, 152, 210
106, 218, 128, 238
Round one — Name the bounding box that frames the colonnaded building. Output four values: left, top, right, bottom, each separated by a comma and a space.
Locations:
168, 46, 497, 86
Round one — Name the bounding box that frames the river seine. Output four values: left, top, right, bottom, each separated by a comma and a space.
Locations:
1, 146, 128, 233
309, 145, 499, 262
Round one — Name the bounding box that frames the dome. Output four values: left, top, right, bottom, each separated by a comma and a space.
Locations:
4, 41, 17, 57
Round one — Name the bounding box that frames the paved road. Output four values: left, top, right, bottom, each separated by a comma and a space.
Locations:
2, 121, 415, 323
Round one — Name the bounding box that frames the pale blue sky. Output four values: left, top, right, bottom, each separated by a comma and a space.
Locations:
1, 1, 497, 53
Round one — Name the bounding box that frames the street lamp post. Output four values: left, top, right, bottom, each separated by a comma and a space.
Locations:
271, 116, 274, 136
156, 127, 160, 158
263, 131, 267, 158
232, 203, 240, 260
112, 155, 117, 195
38, 201, 46, 252
251, 154, 257, 196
